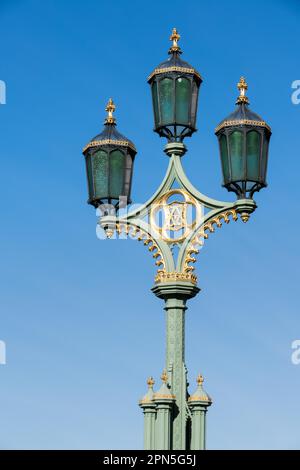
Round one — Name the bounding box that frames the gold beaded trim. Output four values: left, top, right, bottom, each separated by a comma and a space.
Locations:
147, 66, 202, 82
155, 271, 197, 286
215, 119, 271, 133
153, 393, 176, 400
83, 139, 136, 153
188, 395, 211, 402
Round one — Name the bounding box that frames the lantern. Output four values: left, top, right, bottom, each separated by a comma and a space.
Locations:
215, 77, 271, 199
148, 28, 202, 142
83, 99, 136, 209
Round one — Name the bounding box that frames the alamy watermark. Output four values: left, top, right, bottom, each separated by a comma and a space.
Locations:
291, 80, 300, 105
95, 195, 205, 245
291, 339, 300, 365
0, 80, 6, 104
0, 340, 6, 365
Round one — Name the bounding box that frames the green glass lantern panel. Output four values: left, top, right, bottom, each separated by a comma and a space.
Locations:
92, 150, 109, 199
190, 80, 199, 124
109, 150, 125, 199
229, 131, 244, 181
175, 77, 191, 123
261, 136, 269, 181
152, 81, 159, 125
220, 134, 230, 183
159, 78, 174, 125
85, 154, 94, 198
246, 130, 261, 180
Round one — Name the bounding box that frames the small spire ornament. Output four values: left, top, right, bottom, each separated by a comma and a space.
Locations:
236, 77, 249, 105
104, 98, 116, 124
169, 27, 181, 53
147, 377, 155, 388
197, 374, 204, 386
161, 369, 168, 383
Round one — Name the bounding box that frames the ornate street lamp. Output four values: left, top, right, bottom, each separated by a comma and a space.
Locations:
215, 77, 271, 199
148, 28, 202, 142
83, 98, 136, 209
83, 29, 271, 450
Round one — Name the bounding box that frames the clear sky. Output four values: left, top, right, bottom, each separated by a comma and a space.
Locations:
0, 0, 299, 450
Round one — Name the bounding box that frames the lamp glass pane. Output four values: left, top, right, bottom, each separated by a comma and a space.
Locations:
261, 136, 269, 181
220, 134, 230, 183
152, 81, 159, 126
92, 150, 109, 199
190, 80, 199, 125
110, 150, 125, 199
159, 78, 174, 124
229, 131, 244, 181
85, 155, 94, 198
175, 77, 190, 123
247, 130, 261, 180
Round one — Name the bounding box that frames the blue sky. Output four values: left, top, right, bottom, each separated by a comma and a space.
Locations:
0, 0, 299, 450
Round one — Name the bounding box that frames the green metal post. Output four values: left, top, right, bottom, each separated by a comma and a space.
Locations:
189, 404, 207, 450
139, 377, 156, 450
188, 375, 212, 450
152, 282, 199, 450
140, 403, 156, 450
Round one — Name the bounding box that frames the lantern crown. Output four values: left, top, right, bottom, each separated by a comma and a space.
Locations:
215, 78, 271, 134
83, 99, 136, 154
148, 28, 201, 84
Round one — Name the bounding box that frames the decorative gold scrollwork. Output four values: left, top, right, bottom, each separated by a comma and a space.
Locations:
150, 189, 203, 244
108, 222, 166, 273
183, 209, 238, 273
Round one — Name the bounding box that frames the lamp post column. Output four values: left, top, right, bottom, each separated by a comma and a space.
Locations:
152, 282, 200, 450
188, 375, 212, 450
139, 377, 157, 450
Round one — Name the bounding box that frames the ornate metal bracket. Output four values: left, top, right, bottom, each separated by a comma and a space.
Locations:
99, 143, 257, 287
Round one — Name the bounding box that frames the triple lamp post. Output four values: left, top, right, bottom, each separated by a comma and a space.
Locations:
82, 29, 271, 450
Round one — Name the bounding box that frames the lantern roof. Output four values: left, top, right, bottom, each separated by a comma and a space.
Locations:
215, 77, 271, 134
147, 28, 202, 84
83, 99, 136, 154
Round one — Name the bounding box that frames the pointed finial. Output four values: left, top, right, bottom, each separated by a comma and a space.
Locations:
147, 376, 155, 388
161, 369, 168, 383
197, 374, 204, 386
105, 98, 116, 124
236, 77, 249, 105
169, 27, 181, 53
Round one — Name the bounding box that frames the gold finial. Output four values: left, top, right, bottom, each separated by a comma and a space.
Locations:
105, 98, 116, 124
147, 377, 155, 388
161, 369, 168, 383
169, 27, 181, 53
241, 212, 250, 223
236, 77, 249, 105
197, 374, 204, 386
